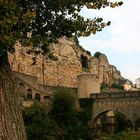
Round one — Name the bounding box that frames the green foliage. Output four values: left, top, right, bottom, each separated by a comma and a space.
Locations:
115, 112, 133, 132
22, 102, 59, 140
94, 52, 102, 58
111, 83, 124, 90
49, 87, 78, 139
50, 87, 92, 139
86, 50, 91, 56
73, 35, 79, 46
48, 52, 58, 61
79, 99, 93, 124
135, 118, 140, 130
0, 0, 122, 57
99, 131, 140, 140
50, 87, 76, 126
100, 82, 108, 92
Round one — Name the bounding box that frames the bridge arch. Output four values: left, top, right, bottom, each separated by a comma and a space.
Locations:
90, 92, 140, 129
89, 110, 112, 128
89, 109, 133, 130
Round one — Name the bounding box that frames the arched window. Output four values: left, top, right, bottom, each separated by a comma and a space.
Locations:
44, 96, 51, 103
80, 55, 88, 69
35, 93, 41, 101
26, 89, 32, 100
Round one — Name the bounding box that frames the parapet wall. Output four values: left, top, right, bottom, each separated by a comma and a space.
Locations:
90, 91, 140, 128
90, 91, 140, 99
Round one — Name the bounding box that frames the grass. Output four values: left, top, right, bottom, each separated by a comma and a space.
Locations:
99, 131, 140, 140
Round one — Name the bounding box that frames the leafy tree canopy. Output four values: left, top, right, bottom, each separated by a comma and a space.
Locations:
50, 87, 76, 126
22, 102, 59, 140
0, 0, 122, 56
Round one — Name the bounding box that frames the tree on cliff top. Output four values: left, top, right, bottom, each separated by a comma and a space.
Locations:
0, 0, 122, 140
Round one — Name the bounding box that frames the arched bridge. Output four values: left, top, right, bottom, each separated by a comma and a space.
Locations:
89, 91, 140, 128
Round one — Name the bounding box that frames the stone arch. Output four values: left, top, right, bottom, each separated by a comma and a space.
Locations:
89, 110, 111, 128
80, 55, 88, 69
26, 89, 33, 100
34, 93, 41, 101
44, 96, 51, 103
90, 109, 133, 130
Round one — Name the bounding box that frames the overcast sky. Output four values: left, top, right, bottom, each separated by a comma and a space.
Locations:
79, 0, 140, 83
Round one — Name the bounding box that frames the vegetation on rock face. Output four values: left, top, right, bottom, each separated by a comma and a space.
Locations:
0, 0, 122, 139
73, 35, 80, 46
111, 83, 124, 90
100, 82, 108, 92
94, 52, 102, 58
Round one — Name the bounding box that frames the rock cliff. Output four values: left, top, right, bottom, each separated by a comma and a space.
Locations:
9, 36, 123, 88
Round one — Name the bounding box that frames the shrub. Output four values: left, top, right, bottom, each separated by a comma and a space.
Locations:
100, 82, 108, 92
22, 102, 59, 140
135, 118, 140, 130
94, 52, 102, 58
50, 87, 76, 126
112, 83, 124, 90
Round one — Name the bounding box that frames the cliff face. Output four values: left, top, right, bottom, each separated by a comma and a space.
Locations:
9, 36, 123, 88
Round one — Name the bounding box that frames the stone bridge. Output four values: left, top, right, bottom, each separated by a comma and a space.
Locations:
89, 91, 140, 128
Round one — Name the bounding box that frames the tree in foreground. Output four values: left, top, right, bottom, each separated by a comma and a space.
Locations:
0, 0, 122, 139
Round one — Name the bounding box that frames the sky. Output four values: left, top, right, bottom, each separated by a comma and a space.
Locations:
78, 0, 140, 84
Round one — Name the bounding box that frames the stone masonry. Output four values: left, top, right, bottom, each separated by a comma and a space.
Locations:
89, 91, 140, 128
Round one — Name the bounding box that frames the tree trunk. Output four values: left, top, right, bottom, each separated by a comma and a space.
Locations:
0, 52, 27, 140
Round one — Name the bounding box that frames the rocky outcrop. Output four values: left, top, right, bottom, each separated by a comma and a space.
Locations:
9, 36, 123, 88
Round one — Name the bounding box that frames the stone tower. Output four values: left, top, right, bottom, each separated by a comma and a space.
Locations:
77, 74, 100, 98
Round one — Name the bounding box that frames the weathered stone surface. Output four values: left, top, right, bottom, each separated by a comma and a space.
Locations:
77, 74, 100, 98
8, 36, 123, 88
90, 91, 140, 128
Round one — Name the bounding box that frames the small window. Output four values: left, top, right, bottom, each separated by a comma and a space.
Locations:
26, 89, 32, 100
44, 96, 51, 103
18, 83, 25, 95
35, 93, 41, 101
80, 55, 88, 69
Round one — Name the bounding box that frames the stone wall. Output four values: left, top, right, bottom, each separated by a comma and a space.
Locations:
15, 72, 77, 109
90, 91, 140, 128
